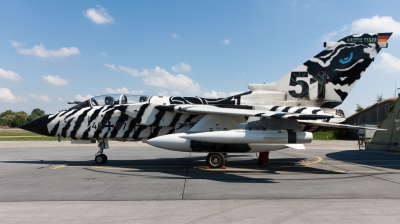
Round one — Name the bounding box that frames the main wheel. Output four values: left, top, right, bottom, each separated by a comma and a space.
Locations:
206, 153, 226, 168
222, 153, 228, 162
95, 154, 107, 164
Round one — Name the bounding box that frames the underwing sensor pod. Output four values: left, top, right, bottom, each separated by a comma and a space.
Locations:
21, 32, 392, 168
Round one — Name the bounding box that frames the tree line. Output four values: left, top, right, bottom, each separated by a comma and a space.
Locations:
356, 94, 384, 113
0, 109, 45, 128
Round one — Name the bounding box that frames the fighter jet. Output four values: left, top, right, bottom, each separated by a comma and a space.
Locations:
20, 33, 391, 168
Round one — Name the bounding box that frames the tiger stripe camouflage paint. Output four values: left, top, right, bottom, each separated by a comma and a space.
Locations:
21, 32, 391, 143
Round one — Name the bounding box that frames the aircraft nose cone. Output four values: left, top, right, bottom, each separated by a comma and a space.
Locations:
19, 115, 50, 136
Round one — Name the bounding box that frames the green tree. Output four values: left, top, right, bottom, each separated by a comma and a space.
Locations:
27, 108, 45, 122
0, 110, 15, 117
11, 111, 28, 127
356, 104, 364, 113
0, 110, 16, 127
376, 94, 383, 102
0, 109, 45, 127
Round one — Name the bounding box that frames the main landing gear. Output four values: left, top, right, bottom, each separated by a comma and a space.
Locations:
206, 153, 228, 168
95, 138, 109, 164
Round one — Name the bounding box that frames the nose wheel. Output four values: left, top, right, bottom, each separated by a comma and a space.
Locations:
94, 138, 109, 164
95, 154, 108, 164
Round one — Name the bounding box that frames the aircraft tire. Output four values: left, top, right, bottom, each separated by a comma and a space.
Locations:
206, 153, 226, 168
95, 154, 107, 164
102, 154, 108, 164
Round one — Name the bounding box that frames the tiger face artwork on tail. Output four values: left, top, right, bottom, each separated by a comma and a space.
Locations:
273, 33, 392, 108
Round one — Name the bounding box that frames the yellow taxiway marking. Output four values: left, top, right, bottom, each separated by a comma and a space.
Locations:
49, 165, 191, 171
330, 164, 400, 167
51, 165, 66, 169
354, 171, 397, 173
51, 165, 139, 171
48, 165, 400, 174
322, 160, 400, 162
88, 166, 140, 171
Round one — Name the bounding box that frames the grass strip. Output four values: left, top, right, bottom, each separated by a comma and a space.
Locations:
0, 137, 71, 141
0, 131, 43, 136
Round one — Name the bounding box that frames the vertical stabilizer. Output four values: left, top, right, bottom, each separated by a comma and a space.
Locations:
248, 33, 392, 108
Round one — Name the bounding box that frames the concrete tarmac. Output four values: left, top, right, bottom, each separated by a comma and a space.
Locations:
1, 140, 400, 223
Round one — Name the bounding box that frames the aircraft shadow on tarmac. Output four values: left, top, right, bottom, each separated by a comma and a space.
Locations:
2, 154, 360, 184
326, 150, 400, 170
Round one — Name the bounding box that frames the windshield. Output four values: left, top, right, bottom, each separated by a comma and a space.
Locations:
91, 94, 121, 106
90, 94, 149, 107
67, 94, 149, 110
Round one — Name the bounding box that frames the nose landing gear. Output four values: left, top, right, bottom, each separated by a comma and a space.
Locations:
94, 138, 109, 164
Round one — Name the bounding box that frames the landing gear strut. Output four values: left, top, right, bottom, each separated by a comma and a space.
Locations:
257, 151, 270, 165
95, 138, 109, 164
206, 153, 227, 168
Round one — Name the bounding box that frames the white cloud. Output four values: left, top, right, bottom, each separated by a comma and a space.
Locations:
75, 94, 93, 102
158, 91, 168, 96
142, 66, 201, 94
170, 91, 181, 95
202, 91, 243, 98
105, 87, 144, 95
42, 75, 69, 86
0, 88, 25, 103
104, 63, 117, 70
119, 65, 150, 76
203, 91, 226, 98
57, 98, 64, 102
10, 41, 23, 48
351, 15, 400, 37
172, 34, 180, 39
322, 15, 400, 42
228, 91, 244, 96
105, 64, 201, 94
158, 90, 181, 96
0, 68, 22, 81
12, 42, 80, 58
374, 52, 400, 73
100, 52, 107, 57
322, 26, 349, 42
84, 5, 114, 25
221, 39, 230, 45
105, 64, 151, 76
29, 93, 50, 102
171, 62, 191, 73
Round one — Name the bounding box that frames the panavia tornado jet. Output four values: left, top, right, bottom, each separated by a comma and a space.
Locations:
21, 33, 391, 168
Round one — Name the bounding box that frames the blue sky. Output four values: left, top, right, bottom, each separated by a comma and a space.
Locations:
1, 0, 400, 117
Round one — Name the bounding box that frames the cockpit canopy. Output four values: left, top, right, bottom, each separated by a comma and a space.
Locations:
67, 94, 149, 111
